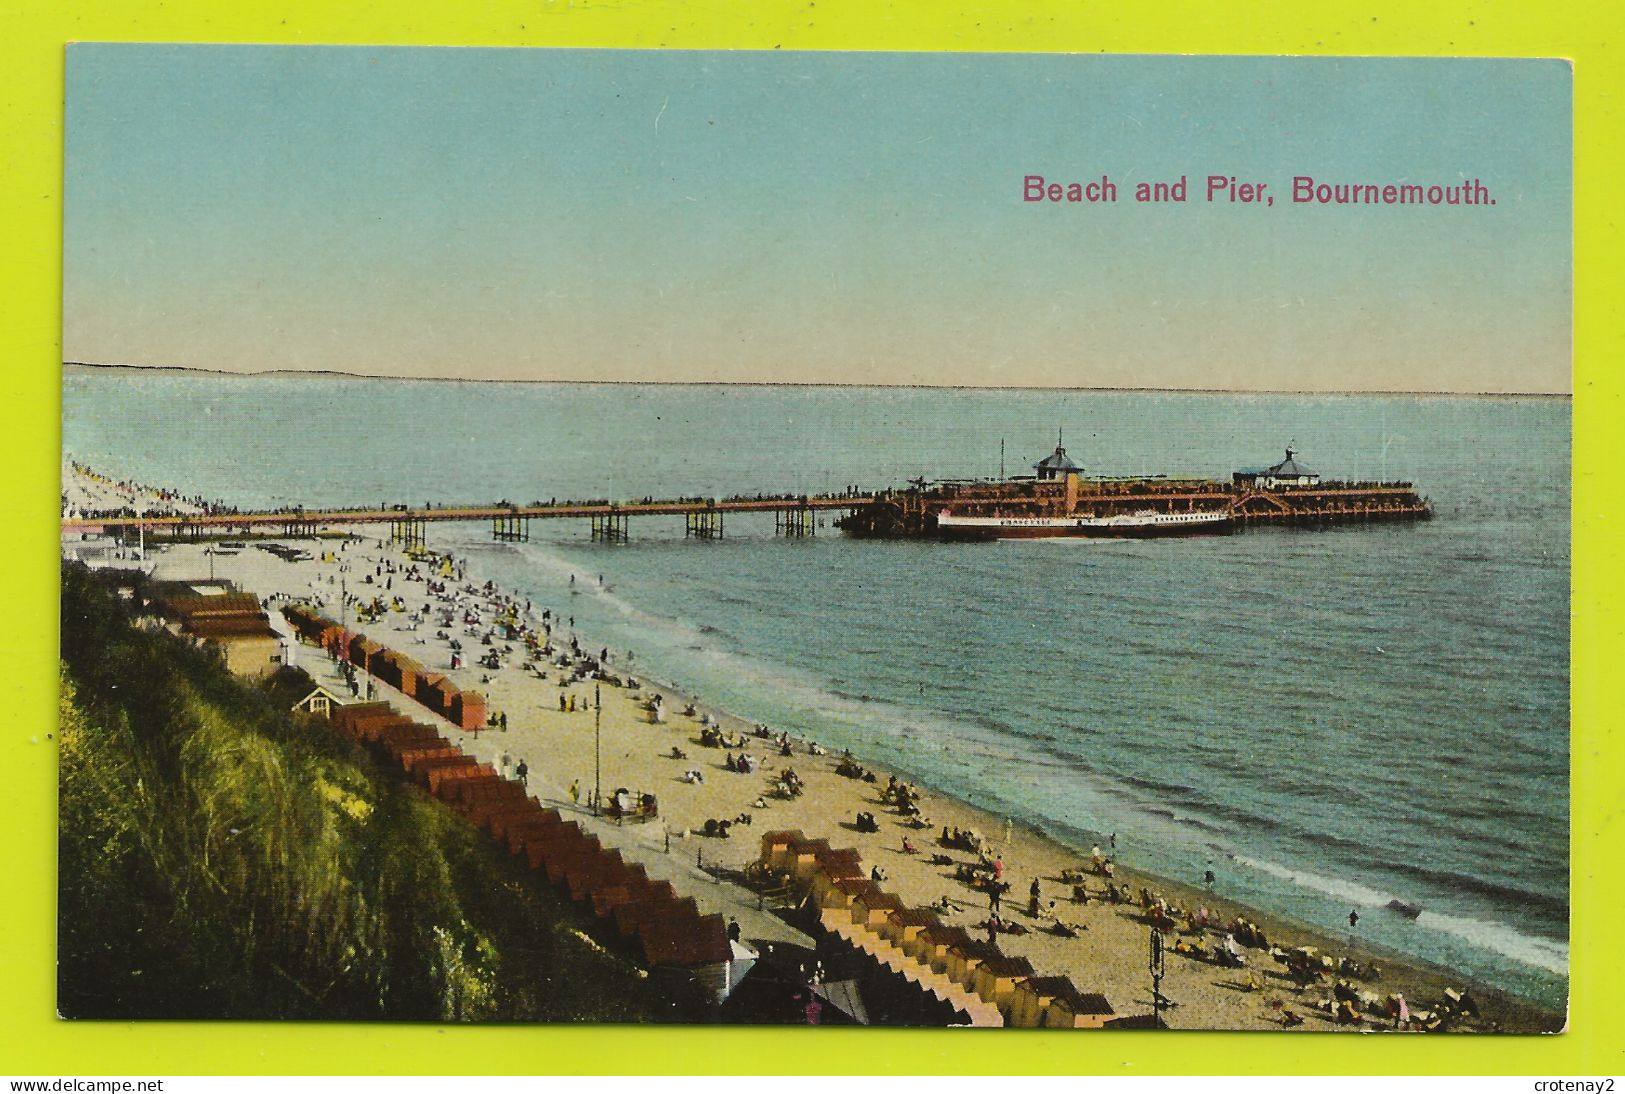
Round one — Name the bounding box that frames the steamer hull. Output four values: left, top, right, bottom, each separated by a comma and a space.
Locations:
935, 511, 1234, 541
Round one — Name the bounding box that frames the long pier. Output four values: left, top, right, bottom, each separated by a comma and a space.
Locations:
62, 476, 1432, 548
61, 494, 874, 545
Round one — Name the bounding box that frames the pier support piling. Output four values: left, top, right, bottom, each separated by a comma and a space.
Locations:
492, 513, 530, 543
685, 510, 724, 540
388, 516, 426, 551
590, 512, 629, 543
775, 507, 816, 537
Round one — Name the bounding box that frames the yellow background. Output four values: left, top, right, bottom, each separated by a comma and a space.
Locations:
4, 0, 1619, 1076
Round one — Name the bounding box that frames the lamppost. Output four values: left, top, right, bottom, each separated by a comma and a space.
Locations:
593, 684, 602, 816
1149, 924, 1167, 1029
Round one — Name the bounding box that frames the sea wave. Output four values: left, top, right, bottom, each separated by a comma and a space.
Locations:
1233, 855, 1568, 975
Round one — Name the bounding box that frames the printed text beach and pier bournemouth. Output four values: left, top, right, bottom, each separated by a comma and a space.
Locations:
1023, 174, 1496, 206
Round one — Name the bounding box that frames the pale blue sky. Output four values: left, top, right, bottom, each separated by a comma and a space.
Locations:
63, 47, 1571, 393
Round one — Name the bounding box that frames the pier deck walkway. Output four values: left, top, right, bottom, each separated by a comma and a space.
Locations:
61, 494, 874, 533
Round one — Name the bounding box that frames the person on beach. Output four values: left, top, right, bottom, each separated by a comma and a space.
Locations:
569, 779, 580, 804
515, 760, 528, 787
1029, 879, 1042, 917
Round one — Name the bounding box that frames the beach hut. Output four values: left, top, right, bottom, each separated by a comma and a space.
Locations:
448, 774, 520, 808
542, 832, 605, 884
815, 875, 881, 916
880, 907, 941, 949
614, 894, 698, 939
414, 753, 476, 789
430, 762, 495, 799
418, 673, 453, 716
1042, 986, 1116, 1029
786, 837, 834, 882
638, 913, 732, 972
470, 795, 538, 832
1009, 975, 1078, 1029
759, 830, 805, 872
354, 637, 385, 675
813, 847, 865, 882
971, 952, 1036, 1010
450, 690, 488, 731
385, 649, 417, 690
390, 654, 425, 699
498, 810, 569, 849
412, 751, 476, 779
369, 649, 399, 689
369, 644, 396, 677
397, 744, 461, 771
318, 624, 352, 659
374, 722, 444, 755
362, 715, 429, 747
330, 701, 398, 741
850, 887, 905, 929
945, 939, 1001, 987
280, 604, 325, 642
517, 824, 590, 870
457, 780, 528, 819
587, 868, 661, 919
905, 924, 972, 973
563, 849, 629, 902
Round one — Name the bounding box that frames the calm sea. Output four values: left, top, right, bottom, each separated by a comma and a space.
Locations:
62, 371, 1571, 1007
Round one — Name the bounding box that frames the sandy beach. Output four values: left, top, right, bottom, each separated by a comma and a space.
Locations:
62, 463, 1562, 1033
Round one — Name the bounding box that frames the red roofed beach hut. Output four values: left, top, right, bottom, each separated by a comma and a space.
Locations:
450, 690, 487, 731
418, 673, 453, 716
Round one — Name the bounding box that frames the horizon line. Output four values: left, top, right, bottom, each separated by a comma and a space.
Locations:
61, 360, 1576, 400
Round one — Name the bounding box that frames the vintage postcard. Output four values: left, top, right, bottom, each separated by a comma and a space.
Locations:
59, 47, 1570, 1032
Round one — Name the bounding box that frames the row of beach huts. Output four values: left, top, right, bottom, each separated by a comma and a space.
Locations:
282, 603, 488, 730
317, 695, 744, 1001
280, 602, 749, 1003
759, 831, 1118, 1029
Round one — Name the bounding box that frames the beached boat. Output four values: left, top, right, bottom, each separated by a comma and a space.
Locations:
935, 508, 1234, 541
